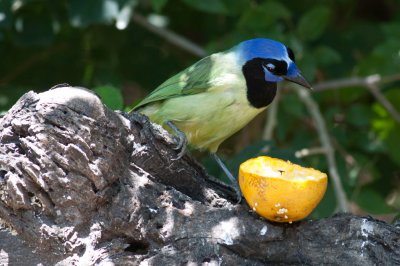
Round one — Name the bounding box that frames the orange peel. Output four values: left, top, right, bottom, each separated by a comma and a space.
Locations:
239, 156, 328, 223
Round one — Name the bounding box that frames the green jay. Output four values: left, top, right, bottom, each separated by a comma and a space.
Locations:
130, 38, 311, 201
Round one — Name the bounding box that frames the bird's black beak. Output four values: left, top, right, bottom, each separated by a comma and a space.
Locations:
283, 74, 312, 89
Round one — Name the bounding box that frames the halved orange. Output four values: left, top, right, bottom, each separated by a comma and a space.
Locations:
239, 156, 328, 223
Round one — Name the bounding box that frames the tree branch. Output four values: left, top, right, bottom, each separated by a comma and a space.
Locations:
131, 13, 207, 57
0, 86, 399, 265
366, 82, 400, 123
313, 73, 400, 91
314, 73, 400, 123
294, 86, 350, 212
295, 146, 328, 158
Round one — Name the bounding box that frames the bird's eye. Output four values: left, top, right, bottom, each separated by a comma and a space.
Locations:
262, 59, 288, 76
264, 63, 276, 72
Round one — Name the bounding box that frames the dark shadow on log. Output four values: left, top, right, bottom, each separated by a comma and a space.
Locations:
0, 86, 399, 265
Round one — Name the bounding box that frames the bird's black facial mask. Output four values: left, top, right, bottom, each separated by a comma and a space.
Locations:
242, 58, 287, 108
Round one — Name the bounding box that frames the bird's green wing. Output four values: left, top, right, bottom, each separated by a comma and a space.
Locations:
132, 55, 215, 110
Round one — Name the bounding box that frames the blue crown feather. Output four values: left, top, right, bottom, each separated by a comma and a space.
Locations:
235, 38, 290, 64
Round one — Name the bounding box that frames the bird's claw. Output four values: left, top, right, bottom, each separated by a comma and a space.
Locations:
233, 186, 242, 204
121, 113, 188, 161
120, 111, 164, 160
171, 145, 187, 161
171, 135, 187, 160
119, 111, 153, 135
166, 121, 188, 160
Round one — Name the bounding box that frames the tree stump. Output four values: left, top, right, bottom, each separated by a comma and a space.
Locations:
0, 86, 399, 265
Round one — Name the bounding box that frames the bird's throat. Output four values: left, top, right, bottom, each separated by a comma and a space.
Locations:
242, 58, 277, 108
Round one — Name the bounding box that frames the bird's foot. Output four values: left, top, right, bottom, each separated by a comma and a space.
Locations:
165, 121, 188, 160
119, 112, 187, 161
212, 153, 242, 204
119, 111, 164, 159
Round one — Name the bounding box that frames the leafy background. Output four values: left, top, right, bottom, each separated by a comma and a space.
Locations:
0, 0, 399, 221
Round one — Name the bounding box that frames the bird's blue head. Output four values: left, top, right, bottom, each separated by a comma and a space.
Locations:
235, 38, 311, 89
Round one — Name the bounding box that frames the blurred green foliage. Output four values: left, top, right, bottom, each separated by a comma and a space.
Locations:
0, 0, 399, 220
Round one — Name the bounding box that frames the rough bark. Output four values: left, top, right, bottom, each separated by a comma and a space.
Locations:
0, 86, 399, 266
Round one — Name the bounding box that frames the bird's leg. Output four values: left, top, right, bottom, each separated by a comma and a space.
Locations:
165, 121, 188, 160
212, 153, 242, 203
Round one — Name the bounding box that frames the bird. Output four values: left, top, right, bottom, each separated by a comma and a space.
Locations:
130, 38, 311, 201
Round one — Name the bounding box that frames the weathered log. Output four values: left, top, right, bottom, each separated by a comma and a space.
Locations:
0, 86, 399, 265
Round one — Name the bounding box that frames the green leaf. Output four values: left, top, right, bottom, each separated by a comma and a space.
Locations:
385, 125, 400, 167
313, 46, 341, 65
297, 52, 317, 81
93, 85, 124, 110
238, 1, 290, 31
355, 186, 394, 214
297, 6, 330, 41
371, 103, 395, 139
150, 0, 168, 12
281, 94, 306, 119
220, 0, 249, 16
371, 89, 400, 141
181, 0, 227, 14
381, 22, 400, 40
261, 1, 291, 20
347, 104, 371, 127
